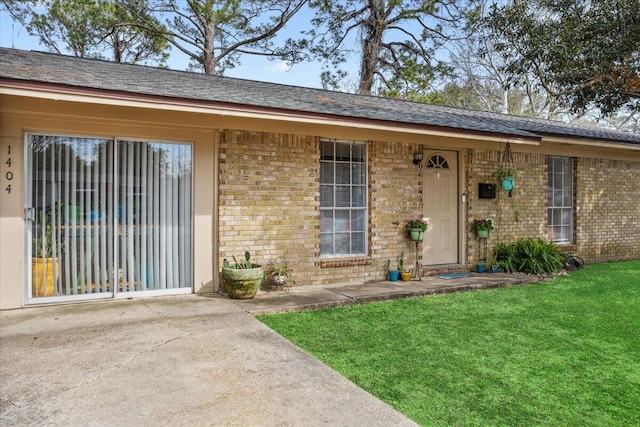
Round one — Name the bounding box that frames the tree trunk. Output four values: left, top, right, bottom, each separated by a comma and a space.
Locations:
357, 0, 385, 95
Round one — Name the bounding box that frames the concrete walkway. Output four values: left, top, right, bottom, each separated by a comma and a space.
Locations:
230, 272, 542, 315
1, 273, 541, 426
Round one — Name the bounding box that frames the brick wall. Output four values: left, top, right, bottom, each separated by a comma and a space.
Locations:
467, 149, 640, 265
218, 130, 319, 280
465, 148, 547, 264
575, 158, 640, 262
219, 132, 638, 289
218, 130, 423, 288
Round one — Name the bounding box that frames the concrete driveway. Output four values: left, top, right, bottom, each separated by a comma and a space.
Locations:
1, 295, 417, 426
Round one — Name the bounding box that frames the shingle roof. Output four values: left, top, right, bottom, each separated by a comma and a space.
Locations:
1, 47, 638, 145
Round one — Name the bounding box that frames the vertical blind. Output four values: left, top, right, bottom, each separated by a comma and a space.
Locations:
29, 135, 192, 298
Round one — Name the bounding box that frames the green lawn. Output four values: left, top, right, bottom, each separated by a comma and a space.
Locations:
258, 260, 640, 426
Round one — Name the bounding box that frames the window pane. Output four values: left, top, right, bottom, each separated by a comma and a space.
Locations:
335, 233, 350, 254
320, 141, 333, 160
335, 210, 349, 231
320, 210, 333, 233
335, 186, 350, 207
352, 144, 365, 162
320, 234, 333, 254
336, 163, 350, 184
352, 163, 365, 184
320, 185, 333, 207
320, 162, 333, 184
352, 186, 365, 207
351, 232, 365, 253
351, 210, 365, 232
336, 143, 350, 161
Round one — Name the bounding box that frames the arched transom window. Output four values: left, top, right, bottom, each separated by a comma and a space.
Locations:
426, 154, 449, 169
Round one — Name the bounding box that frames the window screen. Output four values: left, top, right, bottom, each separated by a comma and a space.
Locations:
547, 156, 573, 244
320, 140, 367, 256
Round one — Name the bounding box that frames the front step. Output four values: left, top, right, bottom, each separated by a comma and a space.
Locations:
422, 264, 469, 276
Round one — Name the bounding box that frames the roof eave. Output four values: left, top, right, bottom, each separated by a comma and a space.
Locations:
0, 79, 541, 145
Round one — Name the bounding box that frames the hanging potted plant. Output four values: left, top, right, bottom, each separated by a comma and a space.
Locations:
222, 251, 263, 299
495, 166, 517, 191
405, 218, 428, 241
471, 218, 495, 239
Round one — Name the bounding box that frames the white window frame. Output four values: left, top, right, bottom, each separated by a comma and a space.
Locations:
319, 139, 368, 258
547, 156, 573, 244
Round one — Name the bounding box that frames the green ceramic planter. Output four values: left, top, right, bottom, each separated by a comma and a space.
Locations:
476, 229, 490, 239
222, 266, 263, 299
409, 228, 425, 241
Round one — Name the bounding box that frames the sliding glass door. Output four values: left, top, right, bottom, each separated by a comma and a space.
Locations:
26, 134, 192, 300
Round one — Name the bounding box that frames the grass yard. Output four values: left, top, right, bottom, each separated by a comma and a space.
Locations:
258, 260, 640, 426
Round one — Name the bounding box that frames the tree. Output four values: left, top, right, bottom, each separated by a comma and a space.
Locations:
485, 0, 640, 116
125, 0, 308, 75
2, 0, 169, 64
305, 0, 478, 95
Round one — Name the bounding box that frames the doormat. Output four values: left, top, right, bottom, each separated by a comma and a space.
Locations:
434, 272, 472, 279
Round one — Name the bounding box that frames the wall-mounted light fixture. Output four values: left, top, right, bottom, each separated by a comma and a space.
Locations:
413, 152, 423, 167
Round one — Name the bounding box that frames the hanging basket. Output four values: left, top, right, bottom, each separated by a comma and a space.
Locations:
497, 143, 517, 197
501, 176, 515, 191
409, 229, 425, 241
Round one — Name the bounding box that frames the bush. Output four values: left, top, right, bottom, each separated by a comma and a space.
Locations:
495, 238, 564, 274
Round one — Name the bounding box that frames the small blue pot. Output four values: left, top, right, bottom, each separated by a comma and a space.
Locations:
388, 271, 400, 281
476, 264, 486, 273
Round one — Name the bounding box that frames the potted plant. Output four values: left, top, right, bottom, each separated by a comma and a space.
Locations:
476, 261, 486, 273
385, 258, 400, 281
222, 251, 263, 299
471, 217, 494, 239
264, 257, 295, 290
495, 166, 517, 191
405, 218, 428, 241
489, 254, 500, 273
32, 207, 62, 297
398, 252, 411, 281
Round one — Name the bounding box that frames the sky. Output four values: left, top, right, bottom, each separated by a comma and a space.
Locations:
0, 5, 359, 90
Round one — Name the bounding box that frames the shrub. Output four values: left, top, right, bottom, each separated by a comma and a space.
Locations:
495, 238, 564, 274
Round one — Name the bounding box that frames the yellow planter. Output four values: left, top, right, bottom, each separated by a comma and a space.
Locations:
32, 257, 58, 297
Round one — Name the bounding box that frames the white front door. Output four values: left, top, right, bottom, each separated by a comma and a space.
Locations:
422, 151, 458, 265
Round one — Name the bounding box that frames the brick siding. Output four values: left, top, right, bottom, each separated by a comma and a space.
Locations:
218, 130, 423, 288
219, 132, 638, 289
575, 158, 640, 262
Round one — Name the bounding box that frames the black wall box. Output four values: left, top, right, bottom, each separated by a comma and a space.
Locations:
479, 183, 497, 199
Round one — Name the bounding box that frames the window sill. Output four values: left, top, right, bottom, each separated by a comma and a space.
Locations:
317, 257, 372, 268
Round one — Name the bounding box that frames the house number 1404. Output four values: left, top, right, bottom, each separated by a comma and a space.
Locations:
5, 144, 13, 194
